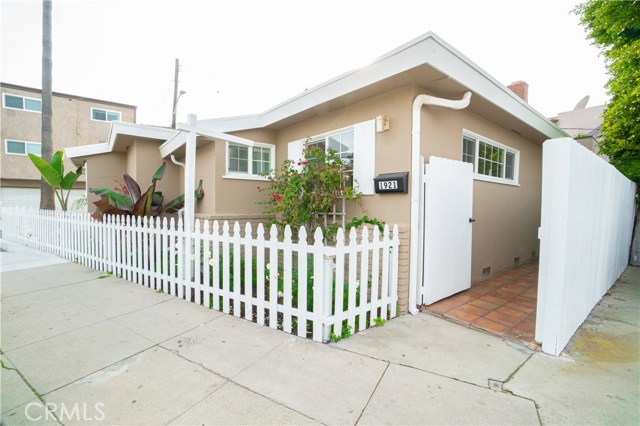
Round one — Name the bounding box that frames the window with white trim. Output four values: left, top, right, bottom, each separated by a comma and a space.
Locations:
307, 128, 355, 186
2, 93, 42, 112
287, 120, 376, 195
226, 142, 274, 179
5, 139, 42, 156
462, 131, 519, 184
91, 107, 121, 122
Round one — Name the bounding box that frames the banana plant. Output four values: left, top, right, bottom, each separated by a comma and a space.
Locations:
28, 151, 83, 211
89, 163, 167, 221
89, 163, 205, 221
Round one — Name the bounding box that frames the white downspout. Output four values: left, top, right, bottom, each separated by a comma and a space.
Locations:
408, 91, 472, 315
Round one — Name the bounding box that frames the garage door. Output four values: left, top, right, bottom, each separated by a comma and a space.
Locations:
0, 187, 87, 211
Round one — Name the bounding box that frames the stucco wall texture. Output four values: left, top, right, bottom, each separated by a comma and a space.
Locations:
1, 84, 135, 186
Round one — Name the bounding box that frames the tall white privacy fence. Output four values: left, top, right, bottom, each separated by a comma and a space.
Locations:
536, 138, 636, 356
1, 208, 399, 342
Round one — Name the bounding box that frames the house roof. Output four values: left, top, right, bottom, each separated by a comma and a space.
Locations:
0, 82, 137, 110
197, 32, 567, 142
65, 122, 178, 166
65, 120, 258, 166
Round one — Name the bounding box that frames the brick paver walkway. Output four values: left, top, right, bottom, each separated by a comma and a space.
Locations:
422, 262, 539, 348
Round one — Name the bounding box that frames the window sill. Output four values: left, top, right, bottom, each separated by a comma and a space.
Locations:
473, 174, 520, 187
223, 174, 269, 182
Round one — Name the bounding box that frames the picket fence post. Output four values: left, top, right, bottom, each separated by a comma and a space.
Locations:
296, 226, 308, 337
332, 228, 345, 337
312, 227, 324, 342
256, 223, 265, 326
322, 253, 333, 342
244, 222, 253, 321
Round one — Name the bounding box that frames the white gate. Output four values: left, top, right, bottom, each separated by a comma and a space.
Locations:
419, 156, 474, 305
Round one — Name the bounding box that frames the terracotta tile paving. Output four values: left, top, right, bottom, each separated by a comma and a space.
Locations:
422, 262, 540, 349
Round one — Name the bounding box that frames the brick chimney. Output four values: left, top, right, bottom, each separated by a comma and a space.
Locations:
507, 81, 529, 102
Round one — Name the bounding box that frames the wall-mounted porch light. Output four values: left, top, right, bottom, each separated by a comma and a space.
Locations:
376, 115, 390, 133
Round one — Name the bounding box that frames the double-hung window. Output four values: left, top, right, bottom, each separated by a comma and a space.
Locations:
5, 139, 42, 156
91, 107, 121, 122
462, 131, 519, 185
307, 128, 355, 187
2, 94, 42, 112
226, 142, 275, 180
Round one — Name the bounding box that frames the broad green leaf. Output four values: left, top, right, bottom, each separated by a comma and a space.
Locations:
89, 187, 133, 210
164, 193, 184, 214
164, 180, 205, 214
151, 163, 166, 182
61, 171, 81, 190
28, 153, 62, 186
50, 151, 64, 177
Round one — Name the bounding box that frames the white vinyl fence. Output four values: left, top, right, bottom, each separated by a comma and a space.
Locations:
536, 138, 637, 356
1, 208, 399, 342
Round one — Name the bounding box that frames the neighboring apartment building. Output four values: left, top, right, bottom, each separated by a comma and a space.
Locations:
0, 82, 136, 208
549, 95, 606, 160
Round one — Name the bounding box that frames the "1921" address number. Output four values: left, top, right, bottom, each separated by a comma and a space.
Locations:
377, 180, 398, 190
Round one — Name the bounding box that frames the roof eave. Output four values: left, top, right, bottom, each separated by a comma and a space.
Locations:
65, 122, 178, 165
197, 32, 567, 139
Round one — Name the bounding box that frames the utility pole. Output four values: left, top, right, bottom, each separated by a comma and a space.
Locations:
171, 58, 180, 128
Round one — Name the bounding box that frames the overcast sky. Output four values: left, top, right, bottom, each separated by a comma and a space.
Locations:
1, 0, 607, 127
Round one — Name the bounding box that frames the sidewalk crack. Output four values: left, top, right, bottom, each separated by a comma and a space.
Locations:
354, 361, 390, 425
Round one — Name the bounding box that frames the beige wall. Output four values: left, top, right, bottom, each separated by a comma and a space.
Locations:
273, 85, 415, 226
417, 86, 542, 282
1, 85, 135, 186
86, 152, 128, 207
195, 142, 217, 213
85, 138, 181, 211
210, 129, 277, 215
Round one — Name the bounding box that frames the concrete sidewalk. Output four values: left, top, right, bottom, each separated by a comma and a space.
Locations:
1, 241, 638, 425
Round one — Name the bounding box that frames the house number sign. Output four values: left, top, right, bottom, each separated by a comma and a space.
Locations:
373, 172, 409, 194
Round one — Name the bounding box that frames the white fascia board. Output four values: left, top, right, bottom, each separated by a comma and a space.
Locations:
159, 131, 188, 158
65, 144, 112, 166
159, 124, 258, 158
111, 122, 178, 141
198, 32, 567, 139
177, 123, 257, 146
65, 122, 178, 162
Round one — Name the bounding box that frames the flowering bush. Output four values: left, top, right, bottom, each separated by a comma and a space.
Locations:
258, 146, 361, 242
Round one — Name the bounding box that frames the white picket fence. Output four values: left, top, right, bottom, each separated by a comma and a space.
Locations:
1, 208, 399, 342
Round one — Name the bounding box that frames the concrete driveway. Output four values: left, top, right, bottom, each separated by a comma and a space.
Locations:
1, 240, 638, 425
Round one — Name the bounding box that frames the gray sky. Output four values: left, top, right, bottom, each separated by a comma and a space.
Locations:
1, 0, 607, 127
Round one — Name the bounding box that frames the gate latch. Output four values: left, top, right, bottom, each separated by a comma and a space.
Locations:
469, 218, 476, 223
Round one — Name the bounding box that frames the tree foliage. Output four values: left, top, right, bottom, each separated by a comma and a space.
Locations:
575, 0, 640, 183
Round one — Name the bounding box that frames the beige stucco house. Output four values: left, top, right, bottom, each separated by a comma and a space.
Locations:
66, 32, 567, 313
0, 82, 136, 208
